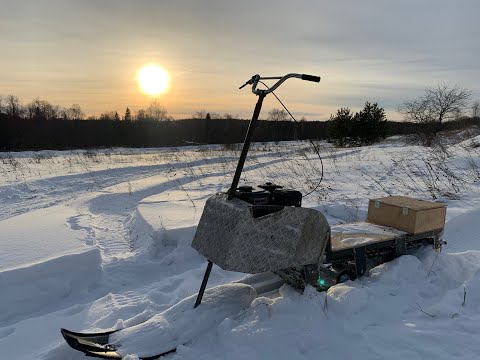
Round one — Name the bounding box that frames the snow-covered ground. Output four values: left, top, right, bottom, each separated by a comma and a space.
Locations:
1, 137, 480, 359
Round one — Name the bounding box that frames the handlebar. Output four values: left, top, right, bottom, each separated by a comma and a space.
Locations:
239, 73, 321, 95
301, 74, 321, 82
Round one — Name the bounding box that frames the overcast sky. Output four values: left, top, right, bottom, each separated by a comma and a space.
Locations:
1, 0, 479, 119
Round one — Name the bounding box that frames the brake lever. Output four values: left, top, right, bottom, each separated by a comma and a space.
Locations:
239, 81, 250, 90
239, 76, 256, 90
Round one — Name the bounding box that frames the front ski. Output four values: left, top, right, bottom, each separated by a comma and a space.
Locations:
61, 328, 176, 359
61, 277, 283, 359
61, 328, 122, 358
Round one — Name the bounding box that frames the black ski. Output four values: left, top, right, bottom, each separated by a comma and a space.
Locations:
60, 328, 176, 359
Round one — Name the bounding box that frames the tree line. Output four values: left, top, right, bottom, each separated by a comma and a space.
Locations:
0, 95, 85, 121
0, 110, 451, 151
1, 84, 479, 151
0, 115, 329, 150
0, 95, 175, 122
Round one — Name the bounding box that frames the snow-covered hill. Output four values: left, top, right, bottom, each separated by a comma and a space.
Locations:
1, 138, 480, 359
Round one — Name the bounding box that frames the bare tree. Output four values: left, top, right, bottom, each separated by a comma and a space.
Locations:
136, 109, 147, 121
139, 100, 170, 121
473, 101, 480, 118
26, 98, 60, 120
192, 110, 207, 120
191, 110, 221, 120
267, 108, 289, 121
207, 112, 221, 119
398, 84, 472, 145
69, 104, 85, 120
5, 95, 22, 118
99, 111, 118, 121
26, 98, 44, 119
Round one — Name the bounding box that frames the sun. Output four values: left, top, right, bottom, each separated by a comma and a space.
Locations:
136, 64, 170, 96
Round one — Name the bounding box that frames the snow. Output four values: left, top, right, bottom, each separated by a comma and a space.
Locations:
0, 205, 88, 271
331, 221, 407, 249
444, 207, 480, 253
0, 203, 102, 327
1, 138, 480, 359
0, 248, 102, 326
112, 283, 257, 357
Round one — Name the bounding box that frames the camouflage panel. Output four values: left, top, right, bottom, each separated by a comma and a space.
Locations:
191, 194, 330, 273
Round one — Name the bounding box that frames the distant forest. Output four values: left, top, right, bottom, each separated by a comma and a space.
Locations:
5, 114, 480, 151
0, 95, 478, 151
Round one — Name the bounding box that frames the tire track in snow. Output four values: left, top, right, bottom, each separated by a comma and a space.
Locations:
73, 153, 295, 265
0, 146, 310, 222
0, 156, 229, 222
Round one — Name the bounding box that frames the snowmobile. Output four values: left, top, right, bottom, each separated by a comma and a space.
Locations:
61, 73, 446, 358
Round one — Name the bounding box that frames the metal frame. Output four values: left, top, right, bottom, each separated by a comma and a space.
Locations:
325, 229, 443, 278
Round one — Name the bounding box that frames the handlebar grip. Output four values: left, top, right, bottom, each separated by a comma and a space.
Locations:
301, 74, 321, 82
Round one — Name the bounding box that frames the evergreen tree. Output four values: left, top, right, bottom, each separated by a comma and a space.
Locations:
124, 107, 132, 121
329, 107, 355, 146
355, 102, 386, 145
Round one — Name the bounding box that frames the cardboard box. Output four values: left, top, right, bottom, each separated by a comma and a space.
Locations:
367, 196, 446, 234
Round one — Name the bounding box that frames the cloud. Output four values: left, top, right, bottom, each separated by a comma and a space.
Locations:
1, 0, 479, 117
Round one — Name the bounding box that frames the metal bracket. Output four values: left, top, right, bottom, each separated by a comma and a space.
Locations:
354, 247, 367, 277
396, 237, 407, 256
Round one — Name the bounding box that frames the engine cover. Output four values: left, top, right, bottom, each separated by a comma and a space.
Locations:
191, 193, 331, 273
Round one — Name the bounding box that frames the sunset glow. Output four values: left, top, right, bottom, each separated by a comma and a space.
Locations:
136, 65, 170, 96
1, 1, 479, 119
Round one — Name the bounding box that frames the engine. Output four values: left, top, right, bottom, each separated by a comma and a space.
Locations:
234, 182, 302, 208
192, 181, 330, 275
233, 182, 335, 291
